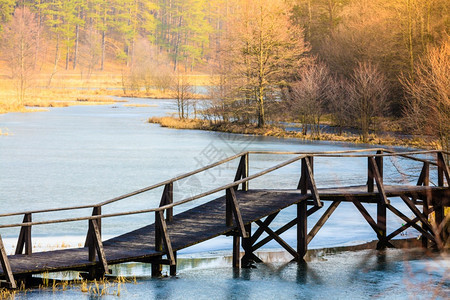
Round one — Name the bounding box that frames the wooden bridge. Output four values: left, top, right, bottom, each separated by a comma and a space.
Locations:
0, 149, 449, 288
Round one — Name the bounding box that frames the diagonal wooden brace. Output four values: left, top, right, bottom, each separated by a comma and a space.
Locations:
89, 219, 110, 275
156, 211, 176, 265
226, 188, 249, 238
307, 201, 340, 244
0, 234, 16, 289
386, 204, 436, 243
353, 200, 384, 240
304, 158, 322, 208
369, 157, 388, 205
255, 219, 299, 260
251, 212, 279, 245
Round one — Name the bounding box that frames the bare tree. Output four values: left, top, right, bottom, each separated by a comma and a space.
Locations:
173, 73, 193, 119
291, 61, 331, 137
1, 7, 39, 106
78, 26, 102, 81
401, 37, 450, 152
347, 61, 389, 142
327, 75, 350, 135
222, 0, 309, 127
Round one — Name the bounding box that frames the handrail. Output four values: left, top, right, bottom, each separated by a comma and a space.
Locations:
0, 151, 247, 218
96, 151, 247, 206
0, 148, 446, 227
0, 155, 306, 229
0, 204, 96, 218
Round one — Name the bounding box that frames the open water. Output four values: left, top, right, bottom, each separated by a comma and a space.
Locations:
0, 98, 448, 298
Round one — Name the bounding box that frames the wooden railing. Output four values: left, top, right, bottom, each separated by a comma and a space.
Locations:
0, 148, 448, 288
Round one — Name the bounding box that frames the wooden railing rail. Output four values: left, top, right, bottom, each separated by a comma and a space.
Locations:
0, 155, 306, 230
1, 149, 445, 220
1, 149, 448, 230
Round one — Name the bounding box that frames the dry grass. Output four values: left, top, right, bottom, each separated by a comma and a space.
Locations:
124, 104, 158, 107
149, 116, 442, 149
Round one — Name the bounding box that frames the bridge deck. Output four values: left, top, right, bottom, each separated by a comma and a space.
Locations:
3, 184, 446, 277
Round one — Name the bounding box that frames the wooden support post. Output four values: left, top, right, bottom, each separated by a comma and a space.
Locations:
0, 234, 16, 289
437, 152, 449, 187
297, 200, 307, 260
170, 252, 177, 276
15, 213, 32, 255
160, 183, 173, 223
153, 211, 163, 277
298, 156, 321, 207
243, 153, 249, 191
232, 233, 240, 269
368, 157, 374, 192
88, 219, 109, 275
422, 194, 430, 248
369, 157, 388, 205
241, 223, 252, 267
234, 153, 249, 191
241, 223, 261, 266
417, 161, 430, 247
377, 200, 387, 250
85, 206, 101, 248
375, 152, 387, 249
417, 162, 430, 186
435, 152, 449, 244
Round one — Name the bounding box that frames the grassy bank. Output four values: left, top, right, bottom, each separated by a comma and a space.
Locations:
0, 72, 210, 114
148, 116, 441, 149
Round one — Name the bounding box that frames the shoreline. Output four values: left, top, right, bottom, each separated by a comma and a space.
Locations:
148, 116, 440, 150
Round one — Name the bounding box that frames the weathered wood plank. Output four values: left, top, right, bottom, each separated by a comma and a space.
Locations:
90, 219, 109, 275
0, 234, 16, 288
156, 211, 175, 265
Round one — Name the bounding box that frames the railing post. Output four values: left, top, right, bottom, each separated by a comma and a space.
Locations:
15, 213, 32, 255
417, 162, 430, 247
86, 206, 102, 261
243, 153, 249, 191
435, 152, 449, 243
160, 183, 173, 223
226, 189, 233, 227
153, 211, 163, 277
375, 151, 386, 249
234, 153, 249, 191
87, 217, 109, 276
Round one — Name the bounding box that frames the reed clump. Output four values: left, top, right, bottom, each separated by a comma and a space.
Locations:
149, 116, 441, 149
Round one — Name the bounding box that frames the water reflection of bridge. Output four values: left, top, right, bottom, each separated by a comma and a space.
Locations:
0, 149, 448, 288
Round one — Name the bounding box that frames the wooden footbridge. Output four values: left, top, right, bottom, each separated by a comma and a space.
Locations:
0, 149, 449, 288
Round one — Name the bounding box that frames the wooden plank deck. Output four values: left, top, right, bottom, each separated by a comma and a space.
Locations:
2, 184, 447, 277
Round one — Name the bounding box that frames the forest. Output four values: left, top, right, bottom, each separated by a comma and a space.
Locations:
0, 0, 449, 150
